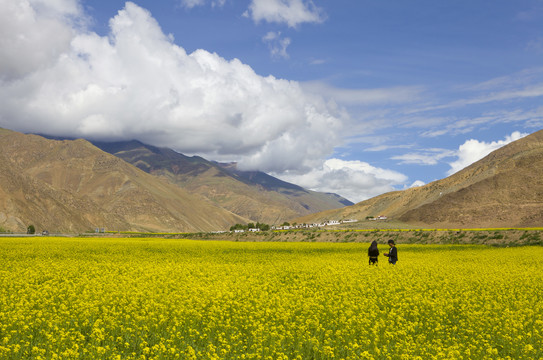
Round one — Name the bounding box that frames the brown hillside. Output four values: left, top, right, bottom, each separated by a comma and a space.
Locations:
93, 141, 351, 225
296, 129, 543, 228
0, 129, 247, 233
400, 129, 543, 227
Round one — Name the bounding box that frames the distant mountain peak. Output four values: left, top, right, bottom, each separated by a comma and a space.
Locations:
93, 140, 353, 223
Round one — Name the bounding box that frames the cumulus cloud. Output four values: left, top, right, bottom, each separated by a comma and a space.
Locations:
0, 1, 343, 174
243, 0, 325, 28
262, 31, 291, 58
447, 131, 528, 175
274, 158, 408, 203
409, 180, 425, 188
0, 0, 83, 80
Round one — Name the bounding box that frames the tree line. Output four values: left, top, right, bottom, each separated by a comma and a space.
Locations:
229, 222, 271, 231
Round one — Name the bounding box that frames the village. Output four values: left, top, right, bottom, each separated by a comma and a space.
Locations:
231, 216, 388, 233
271, 219, 359, 231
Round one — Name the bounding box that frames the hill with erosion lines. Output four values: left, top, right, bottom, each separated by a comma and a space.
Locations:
295, 129, 543, 228
0, 129, 247, 233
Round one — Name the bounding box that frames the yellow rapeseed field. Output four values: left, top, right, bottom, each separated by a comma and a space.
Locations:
0, 237, 541, 359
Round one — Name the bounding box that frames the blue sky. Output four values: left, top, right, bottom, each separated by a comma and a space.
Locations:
1, 0, 542, 202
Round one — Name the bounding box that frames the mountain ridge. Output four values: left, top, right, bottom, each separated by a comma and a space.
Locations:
295, 129, 543, 228
0, 129, 248, 233
4, 127, 542, 232
91, 140, 352, 224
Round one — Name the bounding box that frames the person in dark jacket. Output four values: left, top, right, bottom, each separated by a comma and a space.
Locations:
368, 240, 379, 265
384, 239, 398, 265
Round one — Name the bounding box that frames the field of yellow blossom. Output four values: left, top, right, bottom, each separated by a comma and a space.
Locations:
0, 237, 542, 359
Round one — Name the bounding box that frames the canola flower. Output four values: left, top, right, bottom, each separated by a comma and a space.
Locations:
0, 237, 542, 359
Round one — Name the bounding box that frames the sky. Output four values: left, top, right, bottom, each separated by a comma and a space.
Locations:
1, 0, 542, 203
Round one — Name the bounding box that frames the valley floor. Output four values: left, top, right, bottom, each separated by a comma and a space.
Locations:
184, 227, 543, 246
3, 226, 543, 246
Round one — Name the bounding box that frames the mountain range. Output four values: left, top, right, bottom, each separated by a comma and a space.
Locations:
2, 127, 543, 233
296, 129, 543, 228
91, 140, 352, 225
0, 129, 349, 233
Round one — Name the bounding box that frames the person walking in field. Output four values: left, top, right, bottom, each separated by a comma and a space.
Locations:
368, 240, 379, 265
384, 239, 398, 265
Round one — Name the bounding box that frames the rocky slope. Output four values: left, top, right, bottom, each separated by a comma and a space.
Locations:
0, 129, 247, 233
296, 129, 543, 228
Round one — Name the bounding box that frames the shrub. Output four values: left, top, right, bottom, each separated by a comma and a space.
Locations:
26, 225, 36, 234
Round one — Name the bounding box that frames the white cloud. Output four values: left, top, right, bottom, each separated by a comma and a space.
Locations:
468, 68, 543, 92
302, 81, 424, 106
0, 0, 82, 80
28, 0, 82, 17
0, 1, 343, 174
309, 58, 326, 65
447, 131, 528, 175
244, 0, 325, 28
179, 0, 206, 8
411, 68, 543, 115
409, 180, 425, 188
413, 85, 543, 114
262, 31, 291, 58
274, 158, 408, 203
178, 0, 225, 9
392, 148, 456, 166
